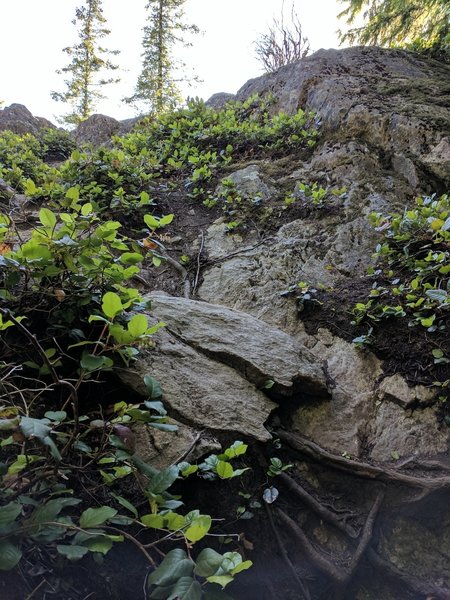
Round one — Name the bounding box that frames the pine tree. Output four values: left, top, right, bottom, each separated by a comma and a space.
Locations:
125, 0, 199, 115
51, 0, 120, 125
338, 0, 449, 56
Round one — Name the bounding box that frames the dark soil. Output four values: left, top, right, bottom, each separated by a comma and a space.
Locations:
298, 278, 450, 396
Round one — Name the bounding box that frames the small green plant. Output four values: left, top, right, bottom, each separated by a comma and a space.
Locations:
295, 182, 347, 208
354, 193, 450, 333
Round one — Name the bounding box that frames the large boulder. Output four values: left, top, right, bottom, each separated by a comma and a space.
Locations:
72, 113, 143, 145
0, 103, 55, 135
72, 113, 122, 145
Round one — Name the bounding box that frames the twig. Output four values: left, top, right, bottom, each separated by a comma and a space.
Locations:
0, 308, 80, 443
192, 230, 205, 296
24, 578, 47, 600
201, 238, 275, 268
163, 253, 191, 299
173, 430, 204, 464
277, 430, 450, 490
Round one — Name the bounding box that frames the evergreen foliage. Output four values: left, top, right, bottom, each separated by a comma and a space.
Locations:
51, 0, 120, 125
339, 0, 450, 57
125, 0, 199, 115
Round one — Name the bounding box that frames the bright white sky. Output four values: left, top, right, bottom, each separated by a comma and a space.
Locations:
0, 0, 346, 123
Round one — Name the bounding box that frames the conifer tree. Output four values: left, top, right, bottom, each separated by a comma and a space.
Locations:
338, 0, 449, 57
125, 0, 199, 115
51, 0, 120, 125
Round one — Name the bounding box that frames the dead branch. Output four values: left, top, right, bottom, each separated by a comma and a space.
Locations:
255, 2, 310, 73
277, 430, 450, 490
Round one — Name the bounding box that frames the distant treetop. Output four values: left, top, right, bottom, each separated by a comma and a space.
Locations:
338, 0, 449, 59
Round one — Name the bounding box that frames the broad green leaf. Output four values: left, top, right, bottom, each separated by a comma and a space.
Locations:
420, 314, 436, 327
0, 541, 22, 570
184, 515, 211, 543
20, 239, 52, 261
149, 585, 175, 599
144, 214, 161, 230
101, 292, 123, 320
141, 514, 164, 529
0, 417, 20, 430
144, 375, 162, 399
194, 548, 224, 577
44, 411, 67, 422
231, 560, 252, 575
425, 289, 448, 303
24, 179, 37, 196
19, 417, 62, 461
167, 577, 202, 600
80, 352, 113, 373
148, 465, 179, 495
147, 549, 193, 587
263, 487, 279, 504
164, 512, 186, 531
128, 314, 148, 337
0, 502, 21, 527
120, 252, 143, 266
220, 552, 242, 572
66, 186, 79, 200
56, 544, 89, 561
79, 506, 117, 528
111, 493, 138, 518
7, 454, 41, 475
206, 575, 234, 589
144, 400, 167, 415
83, 535, 114, 555
39, 208, 57, 229
159, 214, 174, 227
223, 441, 247, 459
216, 461, 234, 479
150, 422, 179, 432
81, 203, 93, 216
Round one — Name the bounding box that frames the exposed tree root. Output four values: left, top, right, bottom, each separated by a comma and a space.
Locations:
277, 430, 450, 490
265, 503, 311, 600
275, 489, 385, 596
162, 254, 191, 299
278, 472, 358, 538
275, 508, 345, 582
367, 549, 450, 600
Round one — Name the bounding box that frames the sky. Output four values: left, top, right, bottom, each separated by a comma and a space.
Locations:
0, 0, 347, 123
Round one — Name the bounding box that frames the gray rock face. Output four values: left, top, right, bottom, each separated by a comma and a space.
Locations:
205, 92, 235, 109
146, 293, 328, 400
218, 164, 276, 202
117, 320, 277, 442
236, 47, 450, 186
0, 103, 55, 135
72, 114, 122, 145
199, 49, 450, 321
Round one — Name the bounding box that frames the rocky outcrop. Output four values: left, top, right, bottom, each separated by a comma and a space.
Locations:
72, 114, 122, 145
119, 294, 331, 442
236, 47, 450, 185
72, 113, 142, 145
0, 103, 55, 135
